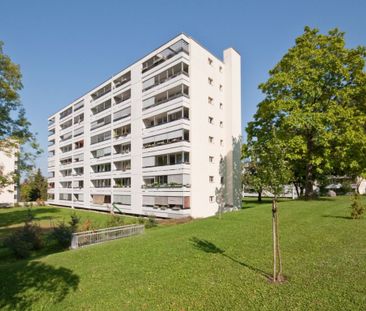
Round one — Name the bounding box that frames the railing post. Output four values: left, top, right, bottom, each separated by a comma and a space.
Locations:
71, 233, 78, 249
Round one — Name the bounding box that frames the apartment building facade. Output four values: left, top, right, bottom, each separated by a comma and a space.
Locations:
0, 147, 18, 206
47, 34, 241, 218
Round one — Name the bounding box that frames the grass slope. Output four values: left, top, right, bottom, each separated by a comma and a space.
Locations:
0, 205, 134, 240
0, 197, 365, 310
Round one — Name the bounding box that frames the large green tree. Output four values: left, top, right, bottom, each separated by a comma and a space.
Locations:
0, 41, 41, 189
20, 169, 48, 202
247, 27, 366, 199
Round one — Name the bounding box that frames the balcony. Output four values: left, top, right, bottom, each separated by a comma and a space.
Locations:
142, 62, 189, 92
143, 129, 189, 149
114, 89, 131, 105
113, 124, 131, 140
113, 178, 131, 189
143, 107, 189, 130
91, 83, 112, 101
113, 71, 131, 89
60, 107, 72, 120
142, 39, 189, 74
142, 84, 189, 111
48, 118, 55, 127
142, 174, 190, 191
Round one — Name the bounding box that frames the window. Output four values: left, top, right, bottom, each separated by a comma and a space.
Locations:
209, 136, 214, 144
60, 144, 72, 153
114, 178, 131, 188
74, 153, 84, 162
91, 99, 111, 115
209, 176, 214, 183
220, 176, 224, 184
92, 146, 111, 158
142, 62, 189, 92
113, 71, 131, 88
91, 194, 111, 204
142, 84, 189, 110
60, 107, 72, 119
143, 129, 189, 149
92, 179, 111, 188
219, 85, 223, 91
91, 83, 111, 101
209, 156, 214, 163
208, 97, 213, 104
74, 113, 84, 124
142, 39, 189, 73
113, 195, 131, 205
114, 89, 131, 105
220, 139, 224, 146
74, 167, 84, 176
75, 140, 84, 149
219, 103, 223, 109
219, 66, 223, 73
208, 58, 213, 65
209, 196, 214, 203
91, 131, 111, 145
113, 124, 131, 138
92, 163, 111, 173
74, 100, 84, 112
208, 77, 213, 85
60, 119, 72, 130
208, 117, 214, 124
91, 115, 111, 130
220, 121, 223, 128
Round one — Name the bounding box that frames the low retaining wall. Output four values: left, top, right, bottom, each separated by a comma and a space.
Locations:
71, 224, 145, 249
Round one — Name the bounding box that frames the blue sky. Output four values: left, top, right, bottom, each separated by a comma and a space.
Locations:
0, 0, 365, 174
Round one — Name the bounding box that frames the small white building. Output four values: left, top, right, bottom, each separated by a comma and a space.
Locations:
47, 34, 242, 218
0, 148, 18, 206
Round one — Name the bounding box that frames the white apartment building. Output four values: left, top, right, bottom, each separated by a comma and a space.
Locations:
0, 148, 18, 206
47, 34, 241, 218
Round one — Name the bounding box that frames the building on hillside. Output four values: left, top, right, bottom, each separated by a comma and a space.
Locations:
0, 148, 18, 206
47, 33, 242, 218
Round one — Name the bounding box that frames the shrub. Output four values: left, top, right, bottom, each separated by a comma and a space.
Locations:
4, 232, 32, 259
69, 213, 80, 232
26, 208, 35, 223
137, 217, 145, 225
51, 222, 73, 248
339, 180, 353, 195
145, 216, 158, 229
4, 223, 43, 259
36, 198, 45, 206
350, 193, 365, 219
51, 215, 80, 249
80, 219, 93, 231
107, 215, 125, 227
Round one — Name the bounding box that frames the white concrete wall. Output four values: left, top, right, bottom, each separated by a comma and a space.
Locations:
0, 148, 17, 206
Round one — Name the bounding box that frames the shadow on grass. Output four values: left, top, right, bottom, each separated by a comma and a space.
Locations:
190, 237, 271, 280
0, 260, 79, 310
322, 215, 353, 220
0, 208, 59, 228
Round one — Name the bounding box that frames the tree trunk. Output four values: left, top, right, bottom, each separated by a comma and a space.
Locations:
305, 135, 314, 200
305, 162, 314, 200
275, 200, 283, 281
258, 190, 262, 202
294, 182, 300, 198
272, 199, 277, 282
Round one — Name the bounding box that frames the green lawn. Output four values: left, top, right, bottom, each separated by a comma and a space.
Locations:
0, 197, 365, 310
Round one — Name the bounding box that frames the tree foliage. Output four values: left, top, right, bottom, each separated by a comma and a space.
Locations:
20, 169, 48, 202
0, 41, 41, 189
247, 27, 366, 198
